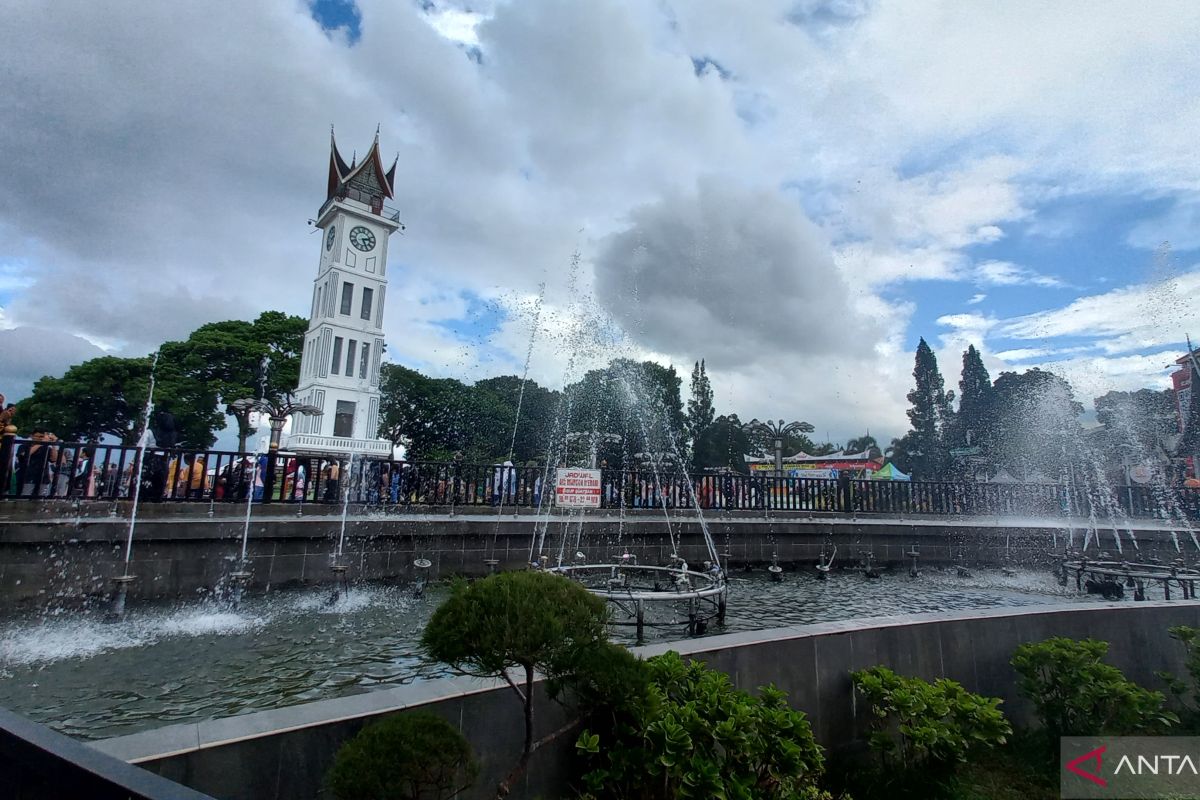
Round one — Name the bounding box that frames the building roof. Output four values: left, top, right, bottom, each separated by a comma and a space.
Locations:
327, 127, 397, 201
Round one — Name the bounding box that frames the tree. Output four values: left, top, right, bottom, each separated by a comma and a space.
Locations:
171, 312, 307, 452
473, 376, 561, 463
15, 355, 220, 447
693, 414, 752, 471
420, 571, 609, 797
564, 359, 687, 465
845, 434, 880, 455
902, 338, 953, 479
949, 345, 993, 452
685, 360, 714, 450
984, 369, 1082, 480
378, 364, 477, 460
1094, 388, 1177, 482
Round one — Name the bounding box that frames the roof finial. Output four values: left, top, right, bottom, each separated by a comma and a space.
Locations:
350, 149, 356, 168
374, 123, 380, 142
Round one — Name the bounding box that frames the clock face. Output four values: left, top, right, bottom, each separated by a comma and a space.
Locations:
325, 227, 336, 251
349, 226, 376, 252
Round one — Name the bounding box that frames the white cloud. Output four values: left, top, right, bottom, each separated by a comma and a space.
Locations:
2, 0, 1200, 444
967, 293, 987, 305
974, 260, 1066, 288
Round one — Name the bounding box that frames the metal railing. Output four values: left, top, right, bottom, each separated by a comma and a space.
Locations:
0, 436, 1197, 519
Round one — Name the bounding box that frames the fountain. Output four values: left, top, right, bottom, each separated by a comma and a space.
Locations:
105, 351, 160, 623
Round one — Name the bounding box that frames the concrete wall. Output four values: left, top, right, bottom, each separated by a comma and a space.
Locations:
94, 602, 1200, 800
1, 501, 1188, 607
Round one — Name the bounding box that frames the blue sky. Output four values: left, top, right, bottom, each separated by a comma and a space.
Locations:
2, 0, 1199, 447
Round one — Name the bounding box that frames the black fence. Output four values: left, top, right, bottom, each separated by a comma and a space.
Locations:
1, 435, 1198, 520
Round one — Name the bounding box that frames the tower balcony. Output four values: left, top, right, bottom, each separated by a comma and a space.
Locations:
316, 190, 402, 229
285, 433, 393, 457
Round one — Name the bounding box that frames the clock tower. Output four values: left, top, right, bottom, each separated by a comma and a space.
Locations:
286, 128, 401, 457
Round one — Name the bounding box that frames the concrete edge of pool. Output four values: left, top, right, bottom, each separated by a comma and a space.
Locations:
88, 601, 1200, 800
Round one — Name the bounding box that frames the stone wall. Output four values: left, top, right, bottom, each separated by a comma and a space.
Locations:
2, 501, 1183, 607
93, 602, 1200, 800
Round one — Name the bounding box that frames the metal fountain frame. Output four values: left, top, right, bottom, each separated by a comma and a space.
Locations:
548, 557, 727, 640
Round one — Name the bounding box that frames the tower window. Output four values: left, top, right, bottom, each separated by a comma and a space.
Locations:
340, 282, 354, 315
360, 287, 373, 321
331, 336, 343, 375
359, 344, 370, 379
334, 401, 356, 438
346, 339, 357, 376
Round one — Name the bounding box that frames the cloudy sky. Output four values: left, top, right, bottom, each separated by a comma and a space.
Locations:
2, 0, 1199, 446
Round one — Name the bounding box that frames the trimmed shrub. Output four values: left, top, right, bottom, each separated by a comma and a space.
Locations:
1011, 637, 1177, 737
326, 711, 477, 800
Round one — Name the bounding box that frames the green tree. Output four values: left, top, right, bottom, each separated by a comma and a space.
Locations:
167, 311, 307, 452
903, 338, 954, 479
693, 414, 752, 471
949, 345, 993, 452
845, 434, 880, 456
421, 571, 609, 797
326, 711, 477, 800
984, 369, 1082, 480
378, 364, 475, 460
15, 354, 220, 447
473, 376, 561, 463
685, 360, 714, 451
564, 359, 686, 465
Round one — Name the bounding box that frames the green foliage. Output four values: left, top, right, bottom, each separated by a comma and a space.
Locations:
983, 369, 1082, 480
325, 711, 477, 800
851, 666, 1010, 775
1011, 637, 1177, 737
564, 359, 687, 465
421, 571, 607, 678
13, 310, 305, 450
947, 345, 992, 456
693, 414, 753, 471
902, 338, 953, 479
1156, 625, 1200, 729
15, 354, 220, 447
575, 651, 829, 800
378, 364, 561, 463
686, 360, 715, 453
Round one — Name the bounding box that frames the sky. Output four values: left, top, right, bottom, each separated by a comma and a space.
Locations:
2, 0, 1199, 448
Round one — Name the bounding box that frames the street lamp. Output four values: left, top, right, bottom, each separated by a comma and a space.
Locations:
232, 394, 322, 502
746, 418, 814, 476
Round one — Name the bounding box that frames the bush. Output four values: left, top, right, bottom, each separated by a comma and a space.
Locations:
326, 711, 477, 800
1156, 625, 1200, 729
575, 651, 831, 800
851, 666, 1010, 791
1010, 637, 1177, 737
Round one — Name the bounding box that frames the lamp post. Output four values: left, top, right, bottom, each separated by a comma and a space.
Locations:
746, 419, 814, 476
232, 394, 322, 502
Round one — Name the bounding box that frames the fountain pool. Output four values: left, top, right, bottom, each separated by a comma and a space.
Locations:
0, 567, 1098, 741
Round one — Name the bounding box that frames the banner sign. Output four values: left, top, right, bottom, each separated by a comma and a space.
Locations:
555, 468, 602, 508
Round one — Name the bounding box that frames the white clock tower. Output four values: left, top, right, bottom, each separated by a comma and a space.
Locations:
286, 128, 401, 457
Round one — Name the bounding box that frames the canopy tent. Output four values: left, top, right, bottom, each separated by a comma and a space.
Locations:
987, 470, 1019, 484
868, 462, 909, 481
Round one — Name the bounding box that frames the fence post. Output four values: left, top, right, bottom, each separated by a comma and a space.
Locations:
0, 424, 15, 499
262, 450, 277, 504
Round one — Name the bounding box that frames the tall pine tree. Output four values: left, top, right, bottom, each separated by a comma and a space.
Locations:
951, 344, 992, 451
686, 359, 715, 447
903, 338, 953, 479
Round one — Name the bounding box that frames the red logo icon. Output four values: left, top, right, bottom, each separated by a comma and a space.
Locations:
1066, 745, 1108, 787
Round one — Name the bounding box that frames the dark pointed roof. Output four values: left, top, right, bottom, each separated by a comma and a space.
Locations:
326, 127, 395, 201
